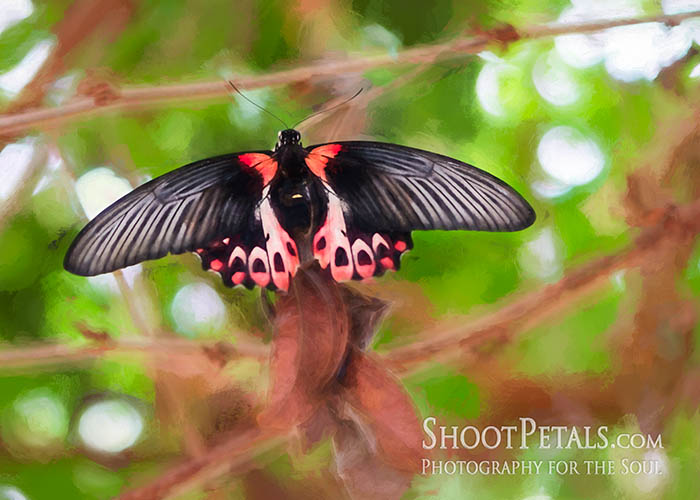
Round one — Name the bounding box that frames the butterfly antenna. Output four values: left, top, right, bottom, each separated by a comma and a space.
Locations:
292, 88, 364, 129
228, 80, 289, 129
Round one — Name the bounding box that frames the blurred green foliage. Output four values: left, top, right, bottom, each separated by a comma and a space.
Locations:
1, 0, 699, 499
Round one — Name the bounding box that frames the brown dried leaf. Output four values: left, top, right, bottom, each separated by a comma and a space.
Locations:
297, 400, 340, 453
242, 470, 300, 500
340, 349, 424, 473
258, 266, 349, 429
333, 419, 414, 500
340, 286, 391, 349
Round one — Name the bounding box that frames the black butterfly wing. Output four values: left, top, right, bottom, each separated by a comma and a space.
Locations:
64, 151, 300, 291
304, 141, 535, 281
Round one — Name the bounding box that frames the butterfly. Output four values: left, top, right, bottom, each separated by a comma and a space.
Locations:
64, 129, 535, 292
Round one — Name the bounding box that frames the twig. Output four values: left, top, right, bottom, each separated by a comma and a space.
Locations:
1, 11, 699, 138
385, 198, 700, 372
0, 336, 268, 371
2, 0, 135, 116
116, 429, 286, 500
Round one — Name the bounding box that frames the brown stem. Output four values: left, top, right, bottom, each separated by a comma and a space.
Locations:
0, 336, 267, 371
116, 428, 286, 500
2, 11, 699, 138
2, 0, 135, 116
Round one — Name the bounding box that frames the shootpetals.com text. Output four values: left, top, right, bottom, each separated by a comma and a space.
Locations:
422, 417, 663, 450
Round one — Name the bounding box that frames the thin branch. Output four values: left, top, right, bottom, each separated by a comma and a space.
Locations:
1, 10, 699, 138
385, 198, 700, 372
116, 429, 286, 500
2, 0, 135, 116
0, 336, 268, 371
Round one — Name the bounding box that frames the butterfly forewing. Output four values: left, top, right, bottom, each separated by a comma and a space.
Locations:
64, 151, 300, 291
306, 141, 535, 233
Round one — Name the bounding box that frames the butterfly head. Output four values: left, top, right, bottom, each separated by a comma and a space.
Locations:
276, 129, 301, 149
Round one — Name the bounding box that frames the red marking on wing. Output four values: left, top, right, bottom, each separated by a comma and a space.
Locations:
210, 259, 223, 272
394, 240, 407, 252
239, 153, 277, 185
305, 155, 329, 181
305, 144, 343, 181
314, 143, 343, 158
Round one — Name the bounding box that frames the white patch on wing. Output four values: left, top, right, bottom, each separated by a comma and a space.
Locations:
259, 186, 299, 291
248, 246, 270, 288
351, 238, 375, 278
312, 185, 353, 281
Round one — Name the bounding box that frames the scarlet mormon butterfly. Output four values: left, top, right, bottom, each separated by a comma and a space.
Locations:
64, 129, 535, 292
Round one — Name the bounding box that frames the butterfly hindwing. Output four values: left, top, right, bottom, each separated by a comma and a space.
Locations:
64, 150, 299, 291
197, 186, 300, 291
309, 184, 412, 281
305, 141, 534, 282
346, 230, 413, 279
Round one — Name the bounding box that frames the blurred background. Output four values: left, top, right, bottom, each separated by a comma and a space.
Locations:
1, 0, 700, 498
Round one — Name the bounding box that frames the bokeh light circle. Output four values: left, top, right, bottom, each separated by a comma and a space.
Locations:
537, 126, 604, 187
78, 399, 144, 454
171, 282, 227, 337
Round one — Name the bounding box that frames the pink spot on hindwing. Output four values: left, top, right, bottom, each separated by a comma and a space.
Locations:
380, 257, 394, 269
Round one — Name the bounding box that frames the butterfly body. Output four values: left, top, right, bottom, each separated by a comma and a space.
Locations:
266, 131, 328, 251
65, 128, 535, 292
